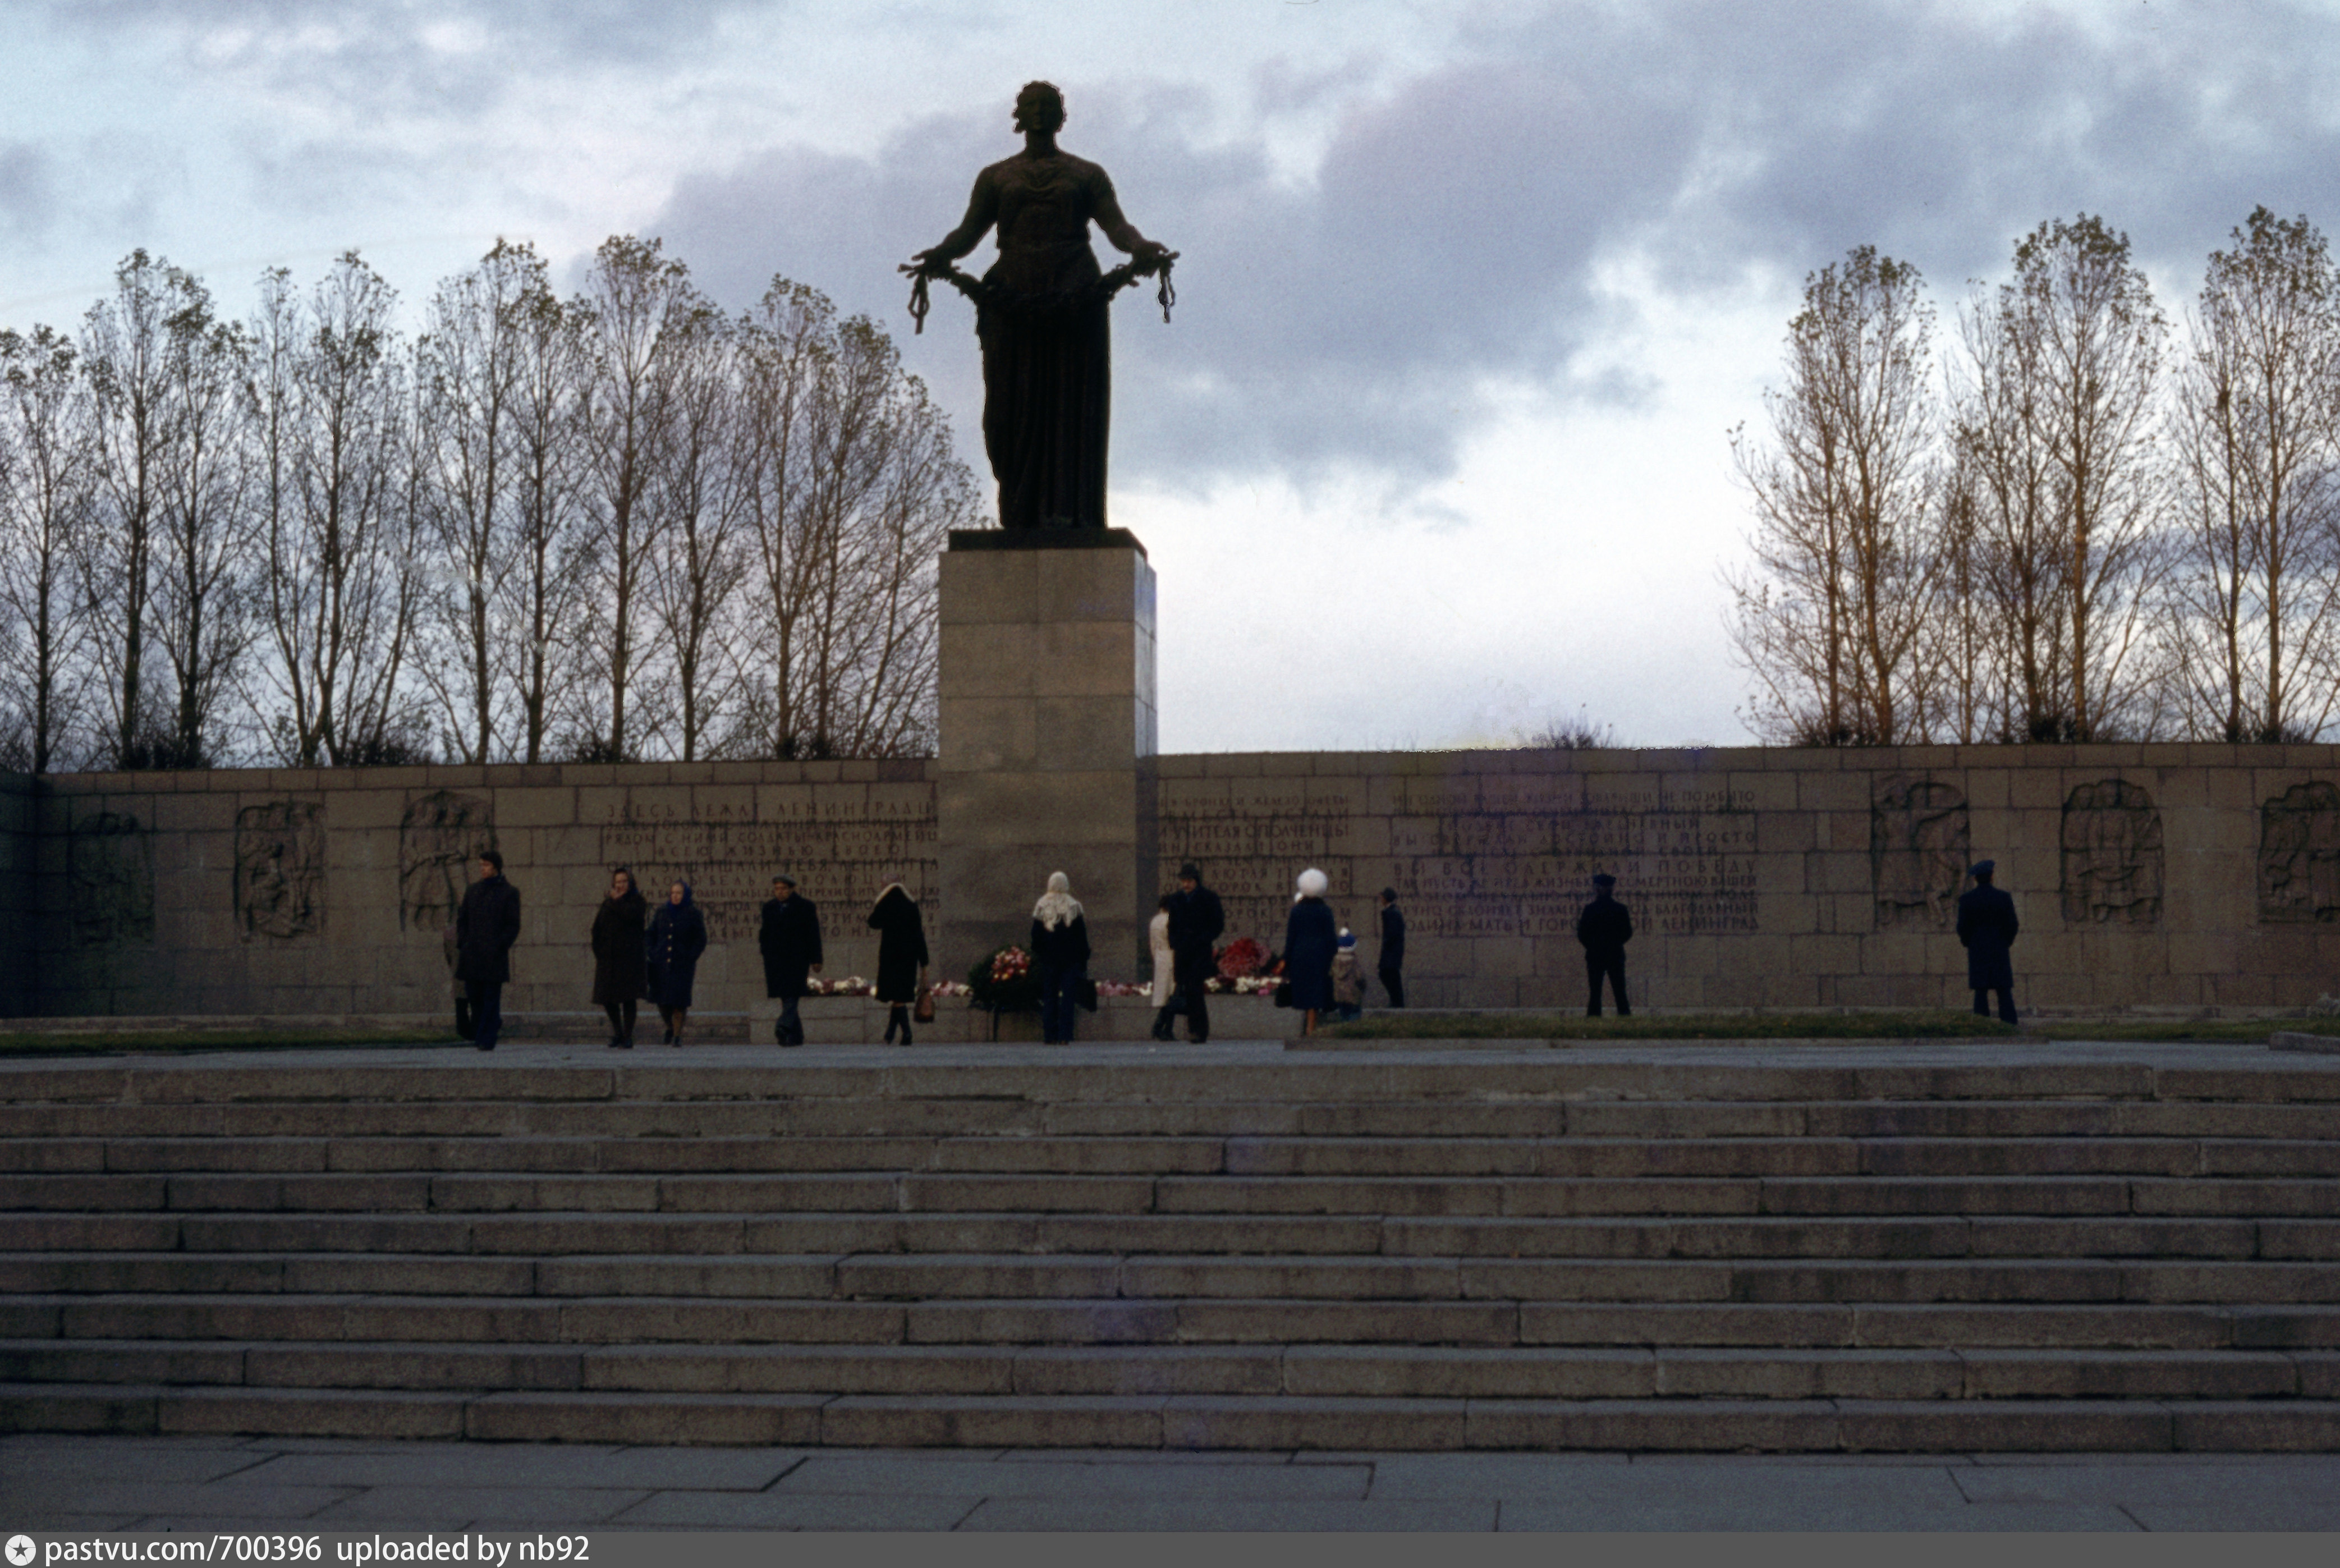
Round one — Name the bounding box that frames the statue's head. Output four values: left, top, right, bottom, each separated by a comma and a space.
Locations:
1014, 80, 1066, 135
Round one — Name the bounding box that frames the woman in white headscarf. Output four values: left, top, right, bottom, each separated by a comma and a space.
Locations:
1029, 870, 1092, 1044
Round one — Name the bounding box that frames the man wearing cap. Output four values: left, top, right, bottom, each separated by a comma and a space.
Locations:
1576, 872, 1633, 1018
1166, 862, 1225, 1044
759, 874, 824, 1047
1377, 887, 1407, 1009
1956, 859, 2020, 1024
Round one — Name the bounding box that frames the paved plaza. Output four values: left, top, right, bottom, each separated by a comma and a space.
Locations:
5, 1434, 2339, 1532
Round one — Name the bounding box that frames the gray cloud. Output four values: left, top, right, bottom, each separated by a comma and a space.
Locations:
0, 143, 57, 243
45, 0, 777, 111
642, 2, 2340, 499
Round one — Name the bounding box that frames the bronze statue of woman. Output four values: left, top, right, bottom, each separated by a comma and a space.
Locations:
906, 81, 1174, 531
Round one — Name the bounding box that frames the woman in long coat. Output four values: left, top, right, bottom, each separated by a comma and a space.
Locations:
1283, 866, 1339, 1037
1029, 871, 1091, 1046
646, 881, 708, 1047
868, 882, 930, 1047
590, 866, 648, 1049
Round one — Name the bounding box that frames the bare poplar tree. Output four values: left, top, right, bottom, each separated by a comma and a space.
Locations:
251, 254, 424, 765
501, 270, 591, 764
572, 236, 712, 760
80, 251, 182, 765
1954, 216, 2171, 741
414, 241, 536, 763
644, 305, 753, 760
0, 325, 98, 771
1725, 246, 1940, 745
2167, 208, 2340, 742
144, 269, 256, 767
735, 279, 971, 759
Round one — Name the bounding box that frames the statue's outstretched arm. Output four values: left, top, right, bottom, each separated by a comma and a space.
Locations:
912, 171, 998, 270
1094, 181, 1169, 267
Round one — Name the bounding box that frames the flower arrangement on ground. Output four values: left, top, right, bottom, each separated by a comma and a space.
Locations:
967, 945, 1041, 1012
1215, 938, 1268, 980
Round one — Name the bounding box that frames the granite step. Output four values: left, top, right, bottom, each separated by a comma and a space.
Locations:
13, 1291, 2340, 1345
10, 1096, 2340, 1143
19, 1211, 2326, 1260
12, 1170, 2336, 1218
6, 1379, 2340, 1451
11, 1133, 2338, 1178
0, 1338, 2327, 1401
8, 1250, 2340, 1304
2, 1059, 2336, 1111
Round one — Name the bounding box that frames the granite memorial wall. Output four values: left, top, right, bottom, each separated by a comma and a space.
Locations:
4, 743, 2338, 1019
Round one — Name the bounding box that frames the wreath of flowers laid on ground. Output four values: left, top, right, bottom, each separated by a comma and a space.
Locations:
966, 945, 1042, 1012
1202, 937, 1284, 993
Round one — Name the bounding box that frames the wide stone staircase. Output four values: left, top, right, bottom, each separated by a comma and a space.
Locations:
2, 1048, 2338, 1451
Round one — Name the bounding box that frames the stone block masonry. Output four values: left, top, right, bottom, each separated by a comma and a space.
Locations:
1, 539, 2334, 1019
7, 742, 2340, 1019
936, 529, 1158, 980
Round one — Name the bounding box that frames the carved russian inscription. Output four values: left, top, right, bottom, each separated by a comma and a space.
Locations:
1871, 773, 1969, 930
399, 791, 495, 932
67, 811, 155, 946
2258, 781, 2340, 923
1158, 777, 1756, 946
2061, 779, 2163, 924
598, 788, 939, 944
235, 801, 326, 942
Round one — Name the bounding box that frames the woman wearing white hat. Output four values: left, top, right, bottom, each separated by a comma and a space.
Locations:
1283, 866, 1338, 1037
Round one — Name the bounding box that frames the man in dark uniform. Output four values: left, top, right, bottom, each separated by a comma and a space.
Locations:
1166, 861, 1225, 1044
759, 873, 824, 1047
455, 849, 521, 1052
1576, 872, 1632, 1018
1956, 859, 2020, 1024
1377, 887, 1407, 1008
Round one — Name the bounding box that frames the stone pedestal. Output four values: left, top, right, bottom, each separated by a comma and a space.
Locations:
936, 529, 1157, 983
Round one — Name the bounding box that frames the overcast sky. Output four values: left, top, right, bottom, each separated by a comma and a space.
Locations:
7, 0, 2340, 751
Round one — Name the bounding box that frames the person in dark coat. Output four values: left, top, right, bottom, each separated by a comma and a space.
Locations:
590, 866, 648, 1049
454, 849, 521, 1051
1377, 887, 1408, 1009
869, 882, 930, 1047
1957, 859, 2021, 1024
1283, 866, 1339, 1037
759, 874, 824, 1047
1030, 872, 1093, 1044
646, 881, 708, 1047
1166, 861, 1224, 1044
1577, 872, 1632, 1018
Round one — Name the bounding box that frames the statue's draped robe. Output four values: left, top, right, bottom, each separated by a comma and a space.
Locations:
957, 153, 1118, 529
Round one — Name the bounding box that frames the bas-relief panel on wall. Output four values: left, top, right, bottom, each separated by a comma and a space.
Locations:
2258, 781, 2340, 924
2061, 780, 2163, 925
235, 801, 325, 942
1871, 774, 1969, 931
597, 794, 939, 945
400, 791, 495, 933
1158, 778, 1758, 948
67, 811, 155, 946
